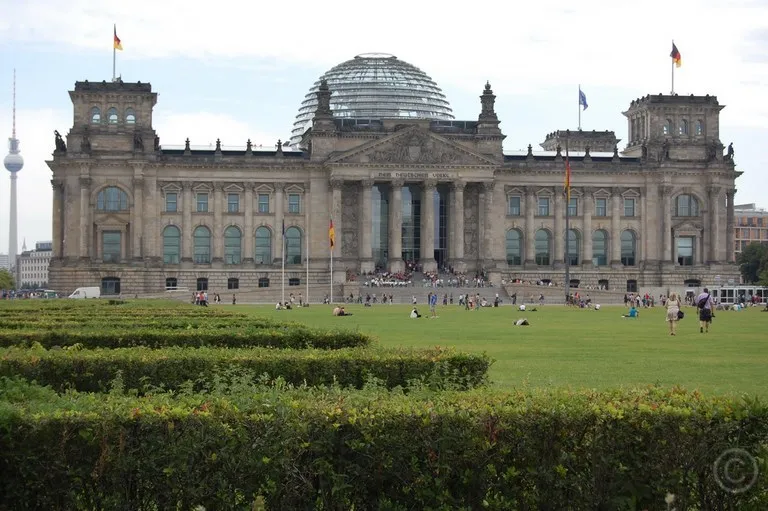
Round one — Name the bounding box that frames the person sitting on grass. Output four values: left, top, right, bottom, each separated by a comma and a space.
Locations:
410, 307, 421, 318
333, 306, 351, 316
622, 306, 639, 318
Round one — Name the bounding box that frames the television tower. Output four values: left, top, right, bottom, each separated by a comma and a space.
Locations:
4, 69, 23, 262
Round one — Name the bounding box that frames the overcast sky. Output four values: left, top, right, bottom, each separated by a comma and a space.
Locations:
0, 0, 766, 255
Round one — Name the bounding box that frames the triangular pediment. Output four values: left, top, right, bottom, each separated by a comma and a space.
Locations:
621, 188, 641, 198
327, 126, 496, 166
96, 212, 128, 225
673, 221, 703, 232
593, 188, 611, 198
160, 182, 182, 193
223, 183, 244, 193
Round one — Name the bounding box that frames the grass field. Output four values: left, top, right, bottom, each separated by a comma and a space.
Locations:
234, 302, 768, 398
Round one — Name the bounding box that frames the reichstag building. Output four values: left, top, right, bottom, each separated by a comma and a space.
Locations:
47, 53, 741, 296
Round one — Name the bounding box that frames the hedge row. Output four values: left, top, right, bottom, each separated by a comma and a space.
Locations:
0, 327, 371, 351
0, 346, 490, 392
0, 317, 301, 331
1, 380, 765, 510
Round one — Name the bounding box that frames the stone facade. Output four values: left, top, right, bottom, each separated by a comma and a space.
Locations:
46, 80, 741, 296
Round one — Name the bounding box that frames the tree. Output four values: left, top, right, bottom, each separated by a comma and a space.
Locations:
0, 268, 15, 290
736, 242, 768, 284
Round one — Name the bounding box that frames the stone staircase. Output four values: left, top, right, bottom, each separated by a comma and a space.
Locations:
503, 283, 628, 305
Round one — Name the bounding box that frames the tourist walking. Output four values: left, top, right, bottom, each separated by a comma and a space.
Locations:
696, 287, 715, 333
665, 292, 681, 336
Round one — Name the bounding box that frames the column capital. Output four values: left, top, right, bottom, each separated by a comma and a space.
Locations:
424, 179, 438, 190
392, 178, 405, 188
453, 180, 466, 192
78, 176, 91, 188
481, 181, 495, 193
581, 186, 595, 196
523, 185, 536, 197
361, 178, 374, 187
659, 185, 673, 197
274, 182, 286, 191
132, 177, 144, 189
50, 179, 64, 191
182, 181, 195, 191
329, 178, 345, 190
707, 185, 722, 197
726, 188, 736, 198
611, 186, 622, 197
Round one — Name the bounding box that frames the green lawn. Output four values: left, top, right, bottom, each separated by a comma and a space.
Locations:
235, 303, 768, 398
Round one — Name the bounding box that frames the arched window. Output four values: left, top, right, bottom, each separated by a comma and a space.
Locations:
592, 229, 608, 266
663, 119, 672, 135
107, 107, 119, 124
224, 226, 242, 264
695, 120, 703, 135
621, 230, 637, 266
91, 107, 101, 124
675, 194, 699, 217
96, 187, 129, 211
255, 226, 272, 264
125, 108, 136, 124
534, 229, 551, 266
162, 225, 180, 264
193, 226, 211, 264
567, 229, 580, 266
679, 119, 688, 135
285, 227, 302, 264
505, 229, 522, 265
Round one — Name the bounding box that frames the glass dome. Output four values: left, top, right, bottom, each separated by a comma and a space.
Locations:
290, 53, 454, 146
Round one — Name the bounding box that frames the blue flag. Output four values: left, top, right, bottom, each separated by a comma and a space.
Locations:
579, 88, 588, 110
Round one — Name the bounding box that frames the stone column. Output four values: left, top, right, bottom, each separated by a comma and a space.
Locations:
51, 179, 64, 259
359, 179, 374, 272
661, 185, 673, 264
709, 186, 721, 263
643, 182, 659, 264
524, 187, 536, 267
388, 179, 404, 272
610, 187, 622, 267
304, 180, 311, 269
144, 175, 157, 260
726, 188, 736, 263
274, 182, 284, 264
330, 178, 344, 262
244, 185, 254, 263
481, 181, 495, 268
451, 181, 465, 271
182, 182, 193, 262
582, 188, 593, 267
132, 173, 144, 260
421, 179, 437, 272
553, 188, 564, 268
78, 175, 90, 259
212, 184, 224, 262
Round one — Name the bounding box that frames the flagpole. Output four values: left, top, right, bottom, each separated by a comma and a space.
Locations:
112, 24, 116, 82
305, 241, 309, 306
671, 40, 675, 95
564, 134, 571, 305
281, 234, 285, 305
578, 85, 581, 131
330, 244, 333, 304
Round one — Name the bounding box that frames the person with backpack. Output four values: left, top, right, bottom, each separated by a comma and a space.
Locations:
695, 287, 715, 334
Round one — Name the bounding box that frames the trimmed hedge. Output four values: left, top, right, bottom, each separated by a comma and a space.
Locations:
0, 380, 765, 509
0, 325, 371, 350
0, 346, 490, 392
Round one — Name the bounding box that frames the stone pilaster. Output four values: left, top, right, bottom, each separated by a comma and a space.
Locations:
524, 187, 536, 267
243, 185, 254, 263
181, 182, 193, 263
388, 179, 404, 272
450, 181, 465, 271
708, 186, 721, 263
553, 187, 564, 268
212, 184, 224, 263
421, 179, 437, 272
481, 181, 496, 268
582, 188, 593, 267
643, 181, 659, 264
661, 185, 673, 265
132, 170, 144, 260
274, 182, 284, 264
330, 178, 344, 261
610, 187, 622, 267
359, 179, 374, 273
144, 175, 157, 260
78, 175, 90, 259
726, 188, 736, 263
51, 179, 64, 260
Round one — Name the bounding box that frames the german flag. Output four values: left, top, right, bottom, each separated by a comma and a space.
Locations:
670, 42, 681, 68
114, 25, 123, 51
329, 217, 336, 249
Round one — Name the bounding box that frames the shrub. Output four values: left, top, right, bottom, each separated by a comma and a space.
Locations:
0, 380, 765, 509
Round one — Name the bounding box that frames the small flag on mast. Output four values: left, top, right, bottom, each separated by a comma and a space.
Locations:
579, 88, 588, 110
329, 217, 336, 249
114, 25, 123, 51
670, 42, 681, 68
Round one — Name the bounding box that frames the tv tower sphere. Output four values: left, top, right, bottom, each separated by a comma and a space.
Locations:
4, 152, 23, 173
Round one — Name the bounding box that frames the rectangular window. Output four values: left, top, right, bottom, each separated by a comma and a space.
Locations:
507, 196, 521, 216
595, 198, 607, 217
165, 193, 177, 213
677, 236, 694, 266
102, 231, 121, 263
227, 193, 240, 213
624, 198, 636, 217
258, 193, 270, 213
227, 278, 239, 290
568, 198, 578, 217
288, 193, 301, 214
258, 277, 270, 288
537, 197, 550, 216
196, 193, 209, 213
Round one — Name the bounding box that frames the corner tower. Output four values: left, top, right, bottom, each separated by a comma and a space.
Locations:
622, 94, 724, 161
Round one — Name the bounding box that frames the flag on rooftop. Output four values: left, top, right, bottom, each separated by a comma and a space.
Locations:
670, 42, 681, 68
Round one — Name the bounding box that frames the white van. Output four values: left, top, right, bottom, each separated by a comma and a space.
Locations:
68, 287, 101, 299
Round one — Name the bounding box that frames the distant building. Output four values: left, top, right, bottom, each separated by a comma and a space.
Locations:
0, 254, 9, 271
734, 203, 768, 260
15, 241, 53, 288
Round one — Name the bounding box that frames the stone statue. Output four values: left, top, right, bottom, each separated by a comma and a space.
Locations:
184, 138, 190, 152
555, 144, 562, 156
527, 144, 533, 157
613, 145, 619, 158
707, 141, 718, 161
641, 142, 648, 159
662, 139, 670, 161
246, 139, 252, 152
133, 132, 144, 151
54, 130, 66, 152
80, 129, 91, 153
584, 145, 591, 158
215, 138, 221, 152
154, 135, 160, 152
727, 142, 734, 160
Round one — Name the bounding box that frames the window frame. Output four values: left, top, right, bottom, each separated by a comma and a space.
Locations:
595, 198, 607, 217
227, 193, 240, 213
537, 197, 550, 217
623, 198, 636, 217
257, 193, 270, 214
165, 192, 178, 213
287, 193, 301, 214
196, 193, 209, 213
507, 196, 521, 217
